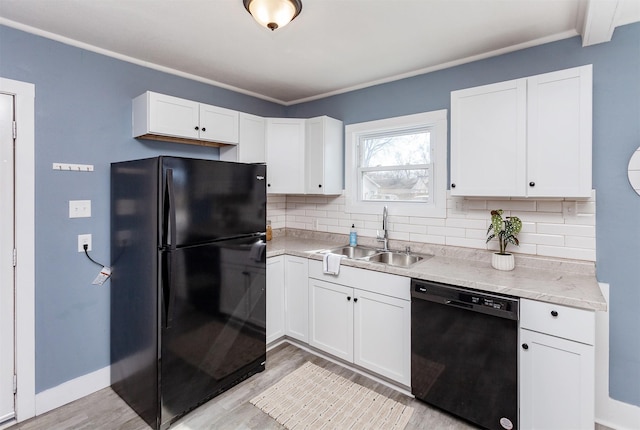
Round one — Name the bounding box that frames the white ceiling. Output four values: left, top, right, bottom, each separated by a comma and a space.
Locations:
1, 0, 639, 105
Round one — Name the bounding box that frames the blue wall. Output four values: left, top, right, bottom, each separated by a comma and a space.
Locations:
1, 22, 639, 406
0, 25, 285, 393
288, 24, 640, 406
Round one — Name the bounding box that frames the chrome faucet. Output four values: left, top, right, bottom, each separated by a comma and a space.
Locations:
377, 205, 389, 251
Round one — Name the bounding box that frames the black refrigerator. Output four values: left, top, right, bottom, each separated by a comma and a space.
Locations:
110, 156, 267, 430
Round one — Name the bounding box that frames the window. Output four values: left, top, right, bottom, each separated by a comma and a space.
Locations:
345, 110, 447, 217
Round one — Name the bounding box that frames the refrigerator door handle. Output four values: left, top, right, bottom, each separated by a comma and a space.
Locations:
162, 168, 177, 328
162, 250, 176, 328
165, 168, 177, 250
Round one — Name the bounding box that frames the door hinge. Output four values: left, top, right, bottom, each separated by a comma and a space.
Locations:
13, 249, 17, 267
13, 374, 17, 393
12, 121, 17, 139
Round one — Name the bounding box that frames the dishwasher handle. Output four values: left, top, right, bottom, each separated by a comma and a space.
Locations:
445, 299, 473, 310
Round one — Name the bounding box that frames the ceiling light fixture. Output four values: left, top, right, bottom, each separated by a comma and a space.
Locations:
243, 0, 302, 31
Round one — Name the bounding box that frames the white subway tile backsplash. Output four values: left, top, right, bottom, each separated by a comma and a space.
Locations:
410, 233, 446, 245
447, 236, 487, 249
565, 236, 596, 249
486, 200, 537, 212
537, 245, 596, 261
305, 209, 327, 218
536, 201, 563, 212
519, 233, 565, 246
393, 223, 428, 234
465, 228, 488, 240
409, 217, 446, 227
388, 231, 411, 241
577, 201, 596, 214
445, 217, 486, 229
538, 223, 595, 237
266, 192, 598, 262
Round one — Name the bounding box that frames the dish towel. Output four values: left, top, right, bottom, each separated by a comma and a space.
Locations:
249, 241, 266, 262
323, 253, 345, 275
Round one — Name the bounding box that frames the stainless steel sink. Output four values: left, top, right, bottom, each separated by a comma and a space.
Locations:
323, 245, 378, 259
363, 251, 424, 267
321, 245, 428, 268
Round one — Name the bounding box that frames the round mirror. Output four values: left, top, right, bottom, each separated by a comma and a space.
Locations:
629, 147, 640, 195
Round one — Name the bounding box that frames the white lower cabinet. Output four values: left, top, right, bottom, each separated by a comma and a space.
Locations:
308, 279, 354, 362
284, 255, 309, 342
519, 299, 595, 430
308, 261, 411, 386
353, 289, 410, 386
266, 256, 285, 344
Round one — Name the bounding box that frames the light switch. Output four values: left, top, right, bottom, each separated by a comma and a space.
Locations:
69, 200, 91, 218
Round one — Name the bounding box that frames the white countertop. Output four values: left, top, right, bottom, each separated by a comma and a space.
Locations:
266, 234, 607, 311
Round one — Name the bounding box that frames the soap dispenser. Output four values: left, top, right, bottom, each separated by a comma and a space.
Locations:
349, 224, 358, 246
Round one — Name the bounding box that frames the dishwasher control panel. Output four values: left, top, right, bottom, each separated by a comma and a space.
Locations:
412, 279, 519, 320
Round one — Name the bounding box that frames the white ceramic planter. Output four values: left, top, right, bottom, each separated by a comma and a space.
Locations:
492, 253, 515, 271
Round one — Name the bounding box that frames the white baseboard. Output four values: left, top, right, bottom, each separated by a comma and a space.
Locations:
34, 365, 111, 416
595, 283, 640, 430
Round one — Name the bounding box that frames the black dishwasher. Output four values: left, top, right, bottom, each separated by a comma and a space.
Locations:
411, 279, 519, 430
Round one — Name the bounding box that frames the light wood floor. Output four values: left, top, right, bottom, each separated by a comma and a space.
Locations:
7, 343, 476, 430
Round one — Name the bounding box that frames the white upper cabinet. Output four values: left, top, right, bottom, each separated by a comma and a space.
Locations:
266, 115, 343, 195
198, 103, 239, 144
220, 112, 266, 163
305, 116, 344, 195
132, 91, 239, 146
526, 67, 592, 197
450, 65, 592, 198
266, 118, 306, 194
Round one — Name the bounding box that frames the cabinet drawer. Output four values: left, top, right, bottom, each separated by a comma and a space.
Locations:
520, 299, 594, 345
308, 260, 410, 300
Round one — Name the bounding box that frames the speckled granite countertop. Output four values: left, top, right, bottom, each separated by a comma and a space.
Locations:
266, 232, 607, 311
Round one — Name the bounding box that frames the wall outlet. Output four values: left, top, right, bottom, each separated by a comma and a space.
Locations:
78, 234, 92, 252
562, 201, 578, 217
69, 200, 91, 218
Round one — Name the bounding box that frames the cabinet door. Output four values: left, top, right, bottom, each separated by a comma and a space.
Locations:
239, 113, 266, 163
353, 289, 411, 386
199, 103, 239, 144
450, 79, 527, 196
308, 279, 354, 362
148, 92, 200, 139
266, 118, 306, 194
284, 255, 309, 342
527, 66, 592, 197
219, 113, 266, 163
266, 256, 285, 344
305, 116, 344, 195
519, 329, 594, 430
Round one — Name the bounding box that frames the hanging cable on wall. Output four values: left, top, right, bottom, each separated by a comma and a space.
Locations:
83, 244, 112, 285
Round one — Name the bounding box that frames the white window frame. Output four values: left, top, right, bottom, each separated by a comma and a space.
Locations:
345, 110, 448, 218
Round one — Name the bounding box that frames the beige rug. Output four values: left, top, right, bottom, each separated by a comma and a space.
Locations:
250, 362, 414, 430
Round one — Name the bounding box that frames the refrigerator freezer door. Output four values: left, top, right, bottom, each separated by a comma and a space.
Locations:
159, 235, 266, 428
161, 157, 266, 247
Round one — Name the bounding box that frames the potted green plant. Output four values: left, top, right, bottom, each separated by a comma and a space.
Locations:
486, 209, 522, 271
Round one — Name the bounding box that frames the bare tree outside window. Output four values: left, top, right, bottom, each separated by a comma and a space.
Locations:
359, 130, 432, 202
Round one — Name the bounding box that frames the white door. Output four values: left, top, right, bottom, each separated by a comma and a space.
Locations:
353, 289, 411, 386
0, 93, 16, 424
283, 255, 309, 342
199, 103, 239, 144
266, 256, 285, 344
308, 278, 353, 362
519, 329, 595, 430
265, 118, 305, 194
450, 78, 527, 196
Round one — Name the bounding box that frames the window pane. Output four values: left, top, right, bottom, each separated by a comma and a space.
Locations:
361, 131, 430, 168
361, 169, 430, 202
